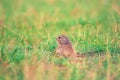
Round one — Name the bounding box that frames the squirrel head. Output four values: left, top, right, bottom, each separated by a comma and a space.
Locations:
56, 35, 71, 45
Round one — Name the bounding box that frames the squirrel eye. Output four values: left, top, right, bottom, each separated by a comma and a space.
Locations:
58, 36, 61, 39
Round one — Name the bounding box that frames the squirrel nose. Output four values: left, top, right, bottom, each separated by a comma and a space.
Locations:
56, 37, 59, 40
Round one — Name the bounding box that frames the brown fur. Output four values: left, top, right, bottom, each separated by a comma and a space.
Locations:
56, 35, 76, 57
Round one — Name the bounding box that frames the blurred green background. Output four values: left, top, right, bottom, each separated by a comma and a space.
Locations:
0, 0, 120, 80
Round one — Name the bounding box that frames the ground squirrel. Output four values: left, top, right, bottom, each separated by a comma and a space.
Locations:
55, 35, 77, 57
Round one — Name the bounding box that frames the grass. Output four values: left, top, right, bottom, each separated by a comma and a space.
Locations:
0, 0, 120, 80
